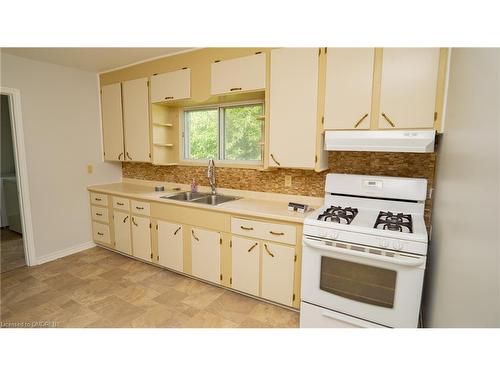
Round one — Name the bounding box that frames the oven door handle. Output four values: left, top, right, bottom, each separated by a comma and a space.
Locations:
303, 239, 425, 267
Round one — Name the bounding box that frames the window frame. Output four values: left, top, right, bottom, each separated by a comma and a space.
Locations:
181, 100, 264, 166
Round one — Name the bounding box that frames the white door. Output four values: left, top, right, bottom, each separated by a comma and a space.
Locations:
211, 54, 266, 95
191, 227, 221, 284
231, 236, 260, 296
150, 68, 191, 103
157, 220, 183, 272
113, 210, 132, 255
261, 242, 295, 306
379, 48, 440, 129
324, 48, 374, 130
268, 48, 318, 169
101, 83, 124, 161
122, 77, 151, 162
131, 215, 152, 261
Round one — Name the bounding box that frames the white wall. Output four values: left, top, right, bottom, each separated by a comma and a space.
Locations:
0, 52, 122, 262
424, 48, 500, 327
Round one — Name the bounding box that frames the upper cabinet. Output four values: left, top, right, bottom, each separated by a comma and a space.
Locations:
268, 48, 319, 169
324, 48, 374, 130
211, 53, 266, 95
378, 48, 440, 129
150, 68, 191, 103
101, 83, 124, 161
122, 77, 151, 162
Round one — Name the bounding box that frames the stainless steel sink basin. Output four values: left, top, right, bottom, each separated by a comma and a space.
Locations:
161, 192, 241, 206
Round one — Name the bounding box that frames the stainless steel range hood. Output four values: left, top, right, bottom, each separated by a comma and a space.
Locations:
324, 130, 436, 153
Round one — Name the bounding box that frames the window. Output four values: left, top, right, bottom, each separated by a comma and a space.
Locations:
183, 102, 263, 163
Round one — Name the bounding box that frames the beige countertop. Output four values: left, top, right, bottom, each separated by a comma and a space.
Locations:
87, 180, 323, 224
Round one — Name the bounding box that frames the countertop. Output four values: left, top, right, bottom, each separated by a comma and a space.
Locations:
87, 181, 323, 224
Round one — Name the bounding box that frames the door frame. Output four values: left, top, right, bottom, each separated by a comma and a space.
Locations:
1, 87, 36, 266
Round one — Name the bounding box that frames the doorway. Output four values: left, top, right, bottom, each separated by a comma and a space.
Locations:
1, 94, 25, 272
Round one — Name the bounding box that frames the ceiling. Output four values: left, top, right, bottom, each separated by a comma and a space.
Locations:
1, 47, 192, 73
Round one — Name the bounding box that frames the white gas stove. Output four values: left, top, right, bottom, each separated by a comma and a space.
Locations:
300, 174, 429, 328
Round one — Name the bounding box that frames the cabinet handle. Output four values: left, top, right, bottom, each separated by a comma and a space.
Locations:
191, 229, 199, 241
118, 152, 124, 160
270, 154, 281, 166
174, 227, 181, 235
353, 113, 369, 128
381, 113, 396, 128
269, 231, 284, 236
131, 217, 138, 226
95, 198, 102, 201
230, 87, 242, 92
164, 96, 174, 100
247, 242, 258, 252
126, 151, 133, 160
97, 232, 104, 236
136, 206, 144, 210
240, 225, 254, 231
264, 243, 275, 257
117, 202, 124, 206
123, 215, 129, 223
96, 213, 103, 216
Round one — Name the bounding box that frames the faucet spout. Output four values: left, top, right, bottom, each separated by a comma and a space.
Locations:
207, 159, 217, 195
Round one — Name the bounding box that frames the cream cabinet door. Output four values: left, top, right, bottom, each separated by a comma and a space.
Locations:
101, 83, 124, 161
113, 210, 132, 255
324, 48, 374, 130
231, 236, 260, 296
379, 48, 440, 129
211, 53, 266, 95
190, 227, 221, 284
122, 77, 151, 162
268, 48, 318, 169
157, 220, 183, 272
131, 215, 152, 262
261, 242, 295, 306
150, 68, 191, 103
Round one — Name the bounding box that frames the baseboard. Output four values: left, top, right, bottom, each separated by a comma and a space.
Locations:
35, 241, 96, 265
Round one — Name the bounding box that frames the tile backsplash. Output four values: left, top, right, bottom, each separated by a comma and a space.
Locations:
123, 151, 437, 227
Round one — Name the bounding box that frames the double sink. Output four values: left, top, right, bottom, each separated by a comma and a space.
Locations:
160, 191, 241, 206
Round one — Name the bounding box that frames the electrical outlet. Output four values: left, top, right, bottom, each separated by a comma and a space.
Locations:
87, 164, 93, 174
284, 175, 292, 187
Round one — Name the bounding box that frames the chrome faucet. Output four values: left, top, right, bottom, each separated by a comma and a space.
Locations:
207, 159, 217, 195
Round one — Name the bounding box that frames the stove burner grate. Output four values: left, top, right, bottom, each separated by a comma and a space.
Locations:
374, 211, 413, 233
318, 206, 358, 224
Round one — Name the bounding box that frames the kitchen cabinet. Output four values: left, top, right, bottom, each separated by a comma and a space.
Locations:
157, 220, 183, 272
231, 236, 260, 296
268, 48, 319, 169
261, 242, 295, 306
324, 48, 374, 130
150, 68, 191, 103
92, 221, 111, 246
190, 227, 221, 284
113, 210, 132, 255
131, 215, 152, 262
122, 77, 151, 162
101, 83, 124, 161
378, 48, 440, 129
211, 53, 266, 95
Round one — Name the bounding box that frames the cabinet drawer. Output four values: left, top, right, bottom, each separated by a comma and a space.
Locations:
91, 205, 109, 223
131, 200, 150, 216
113, 196, 130, 211
92, 221, 110, 244
231, 217, 296, 245
90, 192, 108, 206
299, 302, 384, 328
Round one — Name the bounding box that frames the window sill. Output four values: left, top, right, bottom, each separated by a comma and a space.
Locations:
178, 160, 264, 170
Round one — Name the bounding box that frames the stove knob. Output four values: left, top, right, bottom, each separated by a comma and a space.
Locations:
380, 239, 389, 248
393, 241, 403, 250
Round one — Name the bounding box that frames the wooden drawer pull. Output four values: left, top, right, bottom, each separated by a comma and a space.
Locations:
123, 215, 129, 223
131, 217, 138, 226
269, 231, 285, 236
95, 213, 103, 216
240, 225, 254, 231
191, 229, 199, 241
264, 243, 274, 257
117, 202, 124, 206
97, 232, 104, 236
95, 198, 102, 201
247, 243, 258, 252
136, 206, 144, 210
174, 227, 181, 235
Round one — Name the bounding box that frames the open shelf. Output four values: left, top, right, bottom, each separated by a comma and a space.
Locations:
151, 103, 180, 165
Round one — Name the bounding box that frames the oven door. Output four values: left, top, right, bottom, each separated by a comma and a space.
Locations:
301, 236, 426, 328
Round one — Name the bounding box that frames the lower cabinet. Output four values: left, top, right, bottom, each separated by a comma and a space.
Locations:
131, 215, 152, 262
190, 227, 221, 284
231, 236, 260, 296
113, 210, 132, 255
157, 220, 183, 272
261, 242, 295, 306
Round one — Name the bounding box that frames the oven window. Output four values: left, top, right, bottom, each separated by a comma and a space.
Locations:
320, 257, 397, 308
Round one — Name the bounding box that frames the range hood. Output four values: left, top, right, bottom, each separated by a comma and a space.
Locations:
324, 130, 436, 153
